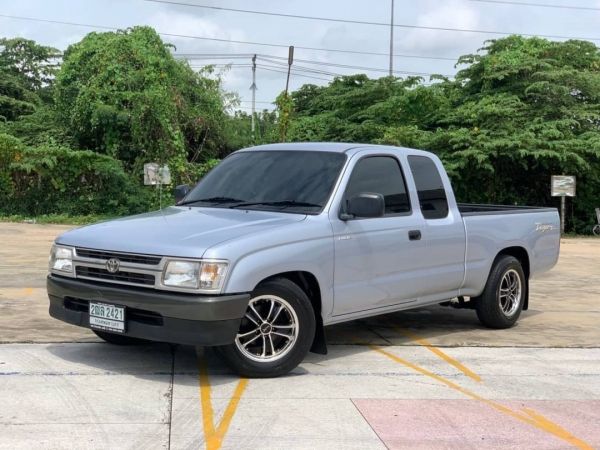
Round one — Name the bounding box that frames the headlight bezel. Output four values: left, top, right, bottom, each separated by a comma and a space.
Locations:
160, 258, 229, 294
48, 244, 75, 276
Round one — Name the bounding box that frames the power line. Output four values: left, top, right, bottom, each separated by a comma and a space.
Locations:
468, 0, 600, 11
0, 13, 463, 59
190, 61, 342, 77
176, 51, 458, 62
190, 55, 448, 79
139, 0, 600, 41
257, 66, 333, 82
173, 54, 254, 59
179, 53, 452, 77
188, 62, 334, 82
258, 55, 448, 77
256, 59, 346, 77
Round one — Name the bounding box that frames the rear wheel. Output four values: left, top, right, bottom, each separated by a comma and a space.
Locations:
475, 255, 526, 329
217, 278, 316, 378
92, 330, 147, 345
593, 224, 600, 236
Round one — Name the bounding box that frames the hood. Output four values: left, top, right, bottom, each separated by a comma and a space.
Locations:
57, 206, 306, 258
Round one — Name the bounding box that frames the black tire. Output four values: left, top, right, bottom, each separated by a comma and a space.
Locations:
217, 277, 316, 378
593, 224, 600, 236
475, 255, 527, 329
92, 330, 147, 345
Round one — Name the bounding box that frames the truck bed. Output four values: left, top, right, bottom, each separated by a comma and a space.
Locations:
458, 203, 557, 216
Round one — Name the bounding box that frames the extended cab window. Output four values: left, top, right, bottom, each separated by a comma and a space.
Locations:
408, 155, 449, 219
343, 156, 410, 215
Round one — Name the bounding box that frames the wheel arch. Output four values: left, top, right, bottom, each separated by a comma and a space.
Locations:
257, 271, 327, 355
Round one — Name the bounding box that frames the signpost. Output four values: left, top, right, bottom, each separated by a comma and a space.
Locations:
144, 163, 171, 186
551, 175, 576, 234
144, 163, 171, 209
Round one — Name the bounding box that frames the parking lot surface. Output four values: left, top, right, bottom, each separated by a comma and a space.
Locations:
1, 222, 599, 449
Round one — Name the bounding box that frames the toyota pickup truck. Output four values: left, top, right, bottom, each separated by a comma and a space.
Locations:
47, 143, 560, 377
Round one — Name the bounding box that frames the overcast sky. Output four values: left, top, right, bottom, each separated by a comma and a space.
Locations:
1, 0, 599, 113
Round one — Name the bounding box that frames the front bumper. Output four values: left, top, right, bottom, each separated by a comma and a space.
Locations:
47, 274, 250, 346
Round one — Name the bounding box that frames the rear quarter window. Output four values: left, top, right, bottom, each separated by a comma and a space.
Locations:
408, 155, 449, 219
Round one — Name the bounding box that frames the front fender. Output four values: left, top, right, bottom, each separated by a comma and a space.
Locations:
223, 237, 335, 319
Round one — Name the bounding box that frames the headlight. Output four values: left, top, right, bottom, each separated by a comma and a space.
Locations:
49, 244, 73, 274
162, 260, 228, 291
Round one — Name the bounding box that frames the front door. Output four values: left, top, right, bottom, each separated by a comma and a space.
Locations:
331, 155, 427, 316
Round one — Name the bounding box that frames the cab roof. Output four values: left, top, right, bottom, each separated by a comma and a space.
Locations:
240, 142, 385, 153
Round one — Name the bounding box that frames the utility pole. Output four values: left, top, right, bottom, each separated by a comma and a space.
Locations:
285, 45, 294, 94
250, 54, 257, 139
389, 0, 395, 77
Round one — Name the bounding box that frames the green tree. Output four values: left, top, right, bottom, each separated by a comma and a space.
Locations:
284, 37, 600, 232
0, 37, 59, 122
222, 109, 277, 151
432, 37, 600, 231
54, 26, 227, 181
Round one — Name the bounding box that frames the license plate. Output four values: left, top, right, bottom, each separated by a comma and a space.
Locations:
89, 302, 125, 333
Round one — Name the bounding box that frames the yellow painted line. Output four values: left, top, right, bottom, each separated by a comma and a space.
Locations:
370, 345, 593, 450
198, 357, 249, 450
22, 288, 34, 296
397, 328, 482, 382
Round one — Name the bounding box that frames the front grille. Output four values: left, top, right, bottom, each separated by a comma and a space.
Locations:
76, 266, 155, 286
76, 248, 162, 265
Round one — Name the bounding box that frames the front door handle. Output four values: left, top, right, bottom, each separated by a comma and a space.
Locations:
408, 229, 421, 241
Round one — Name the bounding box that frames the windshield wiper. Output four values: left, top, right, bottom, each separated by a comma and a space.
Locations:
230, 200, 322, 209
178, 196, 245, 206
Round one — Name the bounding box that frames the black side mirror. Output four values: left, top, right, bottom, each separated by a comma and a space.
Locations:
174, 184, 190, 204
341, 192, 385, 220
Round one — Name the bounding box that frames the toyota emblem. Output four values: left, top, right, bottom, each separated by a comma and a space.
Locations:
106, 258, 120, 273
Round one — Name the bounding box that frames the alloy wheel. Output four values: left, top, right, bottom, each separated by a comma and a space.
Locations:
235, 295, 299, 362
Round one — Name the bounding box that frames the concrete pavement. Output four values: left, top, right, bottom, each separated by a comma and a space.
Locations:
1, 343, 599, 449
0, 222, 599, 449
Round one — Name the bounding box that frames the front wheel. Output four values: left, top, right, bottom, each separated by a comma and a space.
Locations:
593, 224, 600, 236
475, 255, 526, 329
217, 278, 316, 378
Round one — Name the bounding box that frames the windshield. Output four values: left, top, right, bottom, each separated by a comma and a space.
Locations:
182, 151, 347, 214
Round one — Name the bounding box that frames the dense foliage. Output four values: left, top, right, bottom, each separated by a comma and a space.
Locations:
285, 37, 600, 232
0, 37, 59, 122
0, 28, 230, 217
0, 28, 598, 233
0, 133, 150, 216
54, 27, 226, 180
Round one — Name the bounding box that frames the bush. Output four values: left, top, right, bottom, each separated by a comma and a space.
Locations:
0, 133, 151, 216
0, 133, 24, 202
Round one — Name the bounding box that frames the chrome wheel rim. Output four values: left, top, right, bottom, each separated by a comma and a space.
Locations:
499, 269, 522, 316
235, 295, 299, 363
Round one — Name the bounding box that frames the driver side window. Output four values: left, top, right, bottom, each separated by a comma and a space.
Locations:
343, 156, 411, 216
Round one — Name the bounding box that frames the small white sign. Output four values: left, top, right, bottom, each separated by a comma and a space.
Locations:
551, 175, 575, 197
144, 163, 171, 186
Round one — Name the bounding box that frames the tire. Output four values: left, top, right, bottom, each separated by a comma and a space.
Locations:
475, 255, 527, 329
593, 225, 600, 236
217, 277, 316, 378
92, 330, 147, 345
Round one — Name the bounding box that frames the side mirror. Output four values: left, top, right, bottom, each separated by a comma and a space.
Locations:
174, 184, 190, 204
341, 192, 385, 220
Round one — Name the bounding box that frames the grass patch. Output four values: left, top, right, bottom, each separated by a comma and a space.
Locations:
0, 213, 118, 225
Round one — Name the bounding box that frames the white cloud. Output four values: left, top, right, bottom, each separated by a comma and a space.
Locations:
395, 0, 482, 54
148, 10, 248, 53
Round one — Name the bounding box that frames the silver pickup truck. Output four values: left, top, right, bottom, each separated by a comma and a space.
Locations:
47, 143, 560, 377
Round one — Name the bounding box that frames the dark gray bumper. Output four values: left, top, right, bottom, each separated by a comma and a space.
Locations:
47, 275, 250, 346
